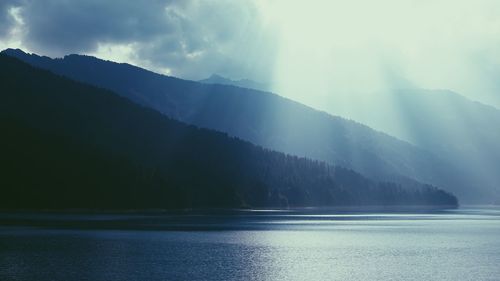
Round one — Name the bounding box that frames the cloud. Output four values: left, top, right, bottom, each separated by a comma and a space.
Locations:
0, 0, 22, 38
1, 0, 500, 107
0, 0, 279, 81
129, 1, 279, 80
20, 0, 173, 54
264, 0, 500, 107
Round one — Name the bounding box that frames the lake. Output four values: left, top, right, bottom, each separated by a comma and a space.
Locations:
1, 207, 499, 281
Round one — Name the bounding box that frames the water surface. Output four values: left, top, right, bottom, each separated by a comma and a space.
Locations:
1, 207, 499, 281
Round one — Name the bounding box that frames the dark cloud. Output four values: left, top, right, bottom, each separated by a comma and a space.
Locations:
20, 0, 175, 54
132, 1, 279, 80
0, 0, 278, 81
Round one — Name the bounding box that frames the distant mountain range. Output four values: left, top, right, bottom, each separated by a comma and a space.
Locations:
323, 89, 500, 201
1, 48, 486, 202
199, 74, 500, 204
199, 74, 270, 92
0, 54, 459, 209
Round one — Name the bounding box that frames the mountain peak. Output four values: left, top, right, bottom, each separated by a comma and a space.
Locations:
1, 48, 29, 57
208, 73, 226, 80
199, 74, 270, 92
202, 73, 231, 83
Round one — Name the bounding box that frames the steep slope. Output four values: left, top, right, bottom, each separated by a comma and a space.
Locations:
197, 73, 500, 203
1, 49, 475, 201
322, 89, 500, 202
0, 55, 458, 209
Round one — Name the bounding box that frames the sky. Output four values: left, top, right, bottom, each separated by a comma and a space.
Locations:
1, 0, 500, 108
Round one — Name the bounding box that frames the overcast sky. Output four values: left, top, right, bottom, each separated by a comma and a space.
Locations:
1, 0, 500, 107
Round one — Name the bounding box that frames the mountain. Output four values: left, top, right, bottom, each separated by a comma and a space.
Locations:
0, 54, 458, 209
206, 75, 500, 203
199, 74, 270, 92
1, 48, 478, 202
321, 89, 500, 203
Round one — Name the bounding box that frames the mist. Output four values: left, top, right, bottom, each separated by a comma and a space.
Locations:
1, 0, 500, 107
2, 2, 500, 280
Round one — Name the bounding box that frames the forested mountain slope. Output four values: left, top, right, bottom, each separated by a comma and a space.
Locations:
1, 48, 477, 201
0, 55, 458, 209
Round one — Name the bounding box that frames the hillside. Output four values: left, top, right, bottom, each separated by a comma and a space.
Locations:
196, 73, 500, 203
322, 89, 500, 202
0, 55, 458, 209
1, 48, 477, 201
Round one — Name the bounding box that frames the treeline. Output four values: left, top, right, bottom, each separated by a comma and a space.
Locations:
0, 55, 458, 209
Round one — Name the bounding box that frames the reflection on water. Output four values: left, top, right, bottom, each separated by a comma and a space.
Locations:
0, 207, 499, 281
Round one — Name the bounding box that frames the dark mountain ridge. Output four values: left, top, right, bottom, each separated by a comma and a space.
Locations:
1, 48, 478, 202
0, 54, 458, 209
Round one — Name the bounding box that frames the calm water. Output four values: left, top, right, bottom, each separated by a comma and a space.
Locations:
0, 207, 499, 281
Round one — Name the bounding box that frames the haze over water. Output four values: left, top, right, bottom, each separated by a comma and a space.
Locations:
1, 207, 499, 281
